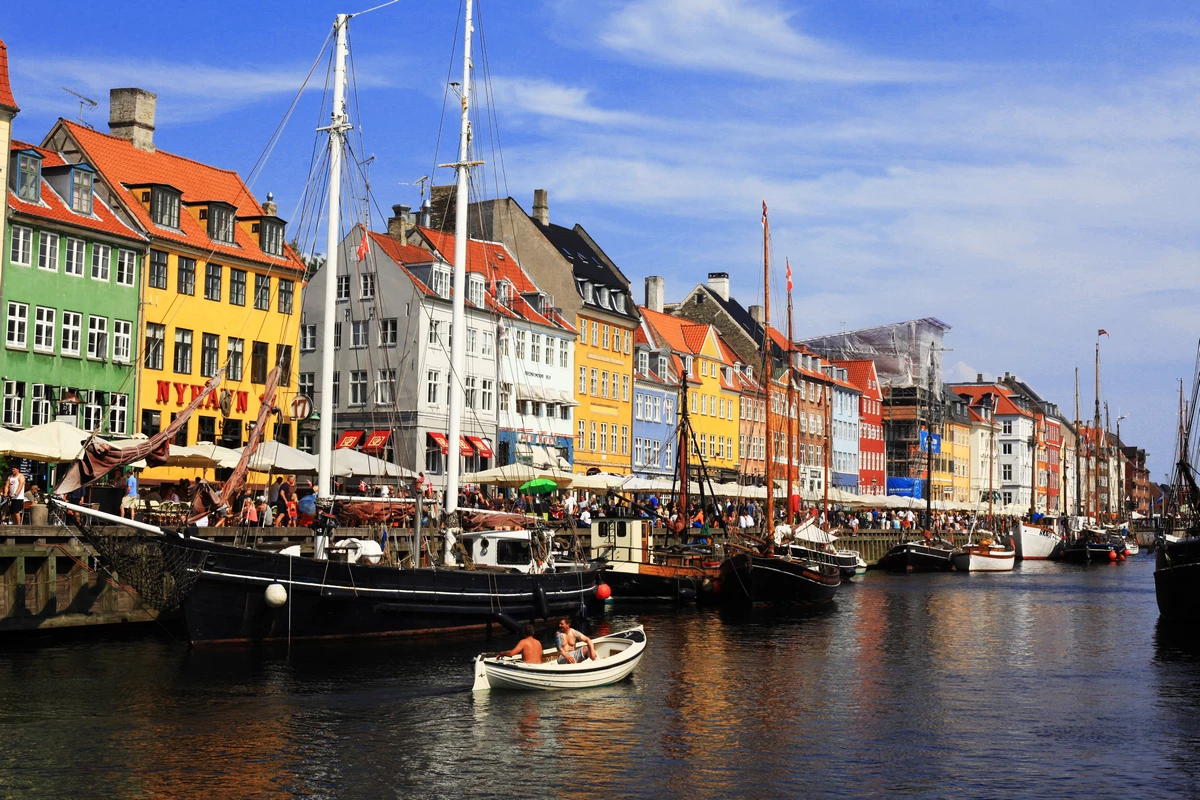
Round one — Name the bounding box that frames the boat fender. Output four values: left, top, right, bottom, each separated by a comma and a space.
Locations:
264, 582, 288, 608
595, 583, 612, 601
534, 584, 551, 619
678, 587, 697, 602
493, 613, 521, 633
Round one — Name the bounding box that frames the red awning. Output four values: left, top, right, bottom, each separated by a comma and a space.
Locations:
467, 436, 492, 458
428, 432, 450, 455
335, 430, 364, 449
459, 436, 475, 457
362, 429, 391, 454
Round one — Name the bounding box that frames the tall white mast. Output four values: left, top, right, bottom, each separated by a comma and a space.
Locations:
317, 14, 351, 553
444, 0, 475, 516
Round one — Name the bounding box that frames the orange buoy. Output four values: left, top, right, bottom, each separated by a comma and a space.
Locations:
1109, 550, 1117, 561
595, 583, 612, 601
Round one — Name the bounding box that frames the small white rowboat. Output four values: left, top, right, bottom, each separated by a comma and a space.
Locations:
472, 626, 647, 691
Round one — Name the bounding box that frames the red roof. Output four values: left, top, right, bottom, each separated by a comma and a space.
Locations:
61, 120, 304, 272
0, 40, 18, 113
8, 141, 146, 243
952, 384, 1033, 417
833, 359, 882, 402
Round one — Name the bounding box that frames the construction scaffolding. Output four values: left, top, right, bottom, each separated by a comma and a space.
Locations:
800, 318, 952, 391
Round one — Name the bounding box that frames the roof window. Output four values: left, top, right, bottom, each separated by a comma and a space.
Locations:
14, 150, 41, 202
151, 186, 181, 229
70, 165, 94, 215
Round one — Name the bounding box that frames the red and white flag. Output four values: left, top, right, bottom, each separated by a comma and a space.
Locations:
1098, 329, 1109, 337
761, 200, 768, 227
356, 229, 369, 261
786, 258, 793, 293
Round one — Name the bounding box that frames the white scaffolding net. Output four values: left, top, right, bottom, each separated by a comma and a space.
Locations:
800, 318, 952, 391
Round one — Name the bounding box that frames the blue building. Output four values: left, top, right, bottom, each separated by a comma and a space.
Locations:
631, 320, 677, 478
825, 364, 862, 493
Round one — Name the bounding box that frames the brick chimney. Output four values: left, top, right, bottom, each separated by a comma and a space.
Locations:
388, 204, 411, 240
108, 88, 157, 152
532, 189, 549, 226
428, 185, 455, 231
645, 276, 664, 313
262, 192, 277, 217
707, 271, 730, 301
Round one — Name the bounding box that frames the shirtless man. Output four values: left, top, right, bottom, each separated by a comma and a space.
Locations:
555, 616, 597, 664
490, 624, 544, 664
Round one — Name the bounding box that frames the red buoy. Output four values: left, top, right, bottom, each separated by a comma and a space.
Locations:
1108, 550, 1117, 561
595, 583, 612, 601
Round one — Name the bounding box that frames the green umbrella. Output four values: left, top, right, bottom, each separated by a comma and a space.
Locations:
519, 478, 558, 495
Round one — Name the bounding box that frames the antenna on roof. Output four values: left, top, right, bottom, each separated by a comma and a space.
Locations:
62, 87, 98, 127
400, 175, 431, 200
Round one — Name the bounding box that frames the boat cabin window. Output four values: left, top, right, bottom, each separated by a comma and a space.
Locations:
477, 539, 490, 556
496, 539, 531, 566
617, 521, 627, 538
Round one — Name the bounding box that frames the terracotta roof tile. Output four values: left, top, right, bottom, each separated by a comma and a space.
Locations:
833, 359, 882, 401
62, 120, 304, 272
0, 40, 18, 113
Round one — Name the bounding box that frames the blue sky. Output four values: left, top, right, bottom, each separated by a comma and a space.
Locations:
7, 0, 1200, 481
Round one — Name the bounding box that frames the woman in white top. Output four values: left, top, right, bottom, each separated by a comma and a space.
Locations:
5, 467, 25, 525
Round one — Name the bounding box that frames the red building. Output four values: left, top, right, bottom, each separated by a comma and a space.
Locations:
836, 359, 886, 497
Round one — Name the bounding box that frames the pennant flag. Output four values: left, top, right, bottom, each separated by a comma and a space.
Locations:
786, 259, 793, 293
761, 200, 768, 226
1098, 329, 1109, 337
356, 230, 369, 261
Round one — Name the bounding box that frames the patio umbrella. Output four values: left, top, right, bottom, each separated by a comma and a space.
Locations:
519, 478, 558, 495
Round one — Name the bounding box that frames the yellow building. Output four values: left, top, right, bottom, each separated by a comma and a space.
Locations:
639, 307, 741, 481
574, 308, 636, 475
50, 95, 304, 455
945, 398, 973, 505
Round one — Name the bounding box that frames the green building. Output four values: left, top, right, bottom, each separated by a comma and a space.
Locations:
2, 138, 147, 433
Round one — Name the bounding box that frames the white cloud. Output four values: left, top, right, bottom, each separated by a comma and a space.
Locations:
598, 0, 954, 83
487, 77, 650, 126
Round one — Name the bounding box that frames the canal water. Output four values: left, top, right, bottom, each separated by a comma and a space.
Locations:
2, 555, 1198, 799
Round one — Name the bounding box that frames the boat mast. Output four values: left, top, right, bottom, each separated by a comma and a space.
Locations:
1094, 339, 1102, 521
1074, 368, 1081, 517
317, 13, 351, 546
823, 366, 830, 522
988, 395, 996, 519
444, 0, 476, 517
786, 260, 795, 526
678, 376, 689, 529
924, 353, 934, 531
761, 202, 774, 533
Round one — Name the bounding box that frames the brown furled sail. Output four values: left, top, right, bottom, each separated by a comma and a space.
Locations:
55, 371, 225, 495
218, 364, 281, 511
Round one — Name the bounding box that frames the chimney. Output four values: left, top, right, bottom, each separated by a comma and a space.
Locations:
707, 272, 730, 301
429, 185, 456, 230
388, 204, 411, 240
262, 192, 277, 217
532, 188, 549, 226
1004, 371, 1011, 382
645, 276, 664, 313
108, 88, 157, 152
749, 304, 764, 325
419, 197, 431, 228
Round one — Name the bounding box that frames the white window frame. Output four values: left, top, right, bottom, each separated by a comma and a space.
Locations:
91, 243, 111, 281
33, 306, 56, 353
112, 319, 132, 363
10, 226, 32, 266
64, 238, 85, 276
38, 232, 59, 272
87, 315, 108, 361
61, 311, 82, 356
116, 249, 136, 285
6, 302, 29, 348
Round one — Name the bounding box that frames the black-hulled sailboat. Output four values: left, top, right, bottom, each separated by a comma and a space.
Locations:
1156, 347, 1200, 619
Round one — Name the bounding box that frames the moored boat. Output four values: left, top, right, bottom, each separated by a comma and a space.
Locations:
591, 518, 718, 604
877, 537, 958, 573
777, 520, 866, 580
1060, 528, 1124, 563
471, 625, 646, 691
951, 537, 1015, 572
717, 548, 841, 608
1018, 521, 1064, 560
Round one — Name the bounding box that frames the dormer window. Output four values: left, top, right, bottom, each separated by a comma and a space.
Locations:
468, 275, 485, 307
70, 166, 94, 215
430, 266, 450, 298
581, 282, 595, 304
207, 203, 235, 243
614, 293, 627, 313
637, 351, 649, 374
496, 281, 511, 307
151, 187, 181, 229
657, 355, 668, 376
15, 152, 41, 201
684, 355, 694, 377
598, 287, 610, 307
260, 219, 284, 256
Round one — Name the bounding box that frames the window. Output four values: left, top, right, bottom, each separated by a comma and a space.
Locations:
684, 356, 694, 376
8, 225, 30, 266
204, 263, 222, 300
481, 379, 494, 411
430, 267, 450, 298
1002, 464, 1013, 481
332, 372, 340, 406
429, 321, 442, 345
6, 303, 28, 348
622, 375, 630, 402
144, 323, 165, 369
466, 327, 478, 353
229, 269, 247, 306
196, 415, 217, 444
293, 324, 315, 354
200, 333, 220, 377
375, 369, 395, 405
624, 331, 631, 354
601, 372, 609, 398
251, 341, 268, 384
260, 219, 285, 256
515, 330, 526, 360
90, 244, 111, 281
360, 273, 375, 299
336, 275, 350, 300
531, 333, 541, 363
30, 384, 51, 427
3, 381, 23, 426
1003, 420, 1013, 435
379, 318, 397, 346
151, 187, 181, 229
334, 323, 342, 349
113, 320, 132, 363
638, 351, 649, 374
559, 340, 568, 367
589, 421, 597, 450
483, 329, 495, 356
602, 325, 610, 350
69, 167, 94, 215
173, 328, 193, 373
591, 321, 599, 347
34, 307, 55, 353
621, 425, 629, 455
349, 371, 367, 406
636, 394, 644, 420
16, 153, 40, 201
279, 279, 294, 314
38, 233, 59, 272
427, 370, 440, 404
254, 274, 271, 310
351, 321, 369, 349
207, 204, 235, 243
148, 250, 168, 288
227, 338, 244, 381
65, 238, 85, 276
499, 382, 511, 412
116, 249, 136, 286
109, 393, 128, 436
600, 423, 608, 452
658, 355, 668, 376
465, 376, 477, 409
276, 344, 292, 386
1002, 442, 1013, 455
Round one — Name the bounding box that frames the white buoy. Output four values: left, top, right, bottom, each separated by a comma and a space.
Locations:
264, 582, 288, 607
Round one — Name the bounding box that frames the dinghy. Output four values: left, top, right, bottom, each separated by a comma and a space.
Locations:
472, 626, 646, 691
